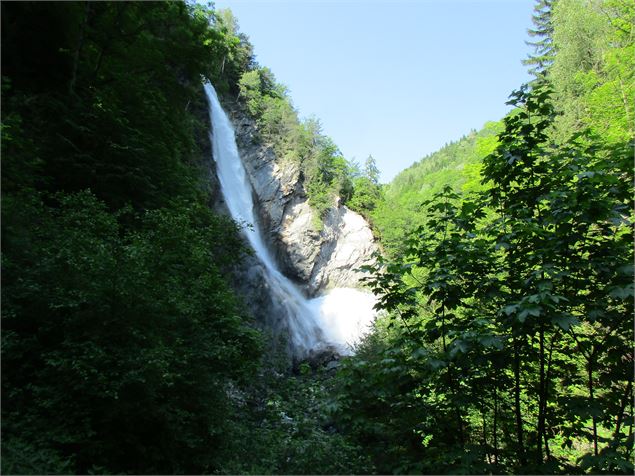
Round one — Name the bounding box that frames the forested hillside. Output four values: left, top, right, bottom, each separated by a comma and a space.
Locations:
373, 0, 633, 259
1, 1, 633, 475
372, 120, 502, 256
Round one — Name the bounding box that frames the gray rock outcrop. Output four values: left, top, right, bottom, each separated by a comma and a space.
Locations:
223, 101, 377, 297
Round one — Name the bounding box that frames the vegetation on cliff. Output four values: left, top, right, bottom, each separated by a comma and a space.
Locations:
237, 64, 382, 224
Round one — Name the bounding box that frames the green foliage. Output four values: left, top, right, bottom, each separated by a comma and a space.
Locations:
523, 0, 556, 76
550, 0, 634, 145
348, 155, 384, 221
237, 70, 360, 227
220, 357, 374, 475
1, 1, 229, 209
337, 80, 634, 474
2, 192, 262, 474
213, 8, 256, 95
372, 121, 502, 256
303, 133, 354, 221
1, 2, 266, 474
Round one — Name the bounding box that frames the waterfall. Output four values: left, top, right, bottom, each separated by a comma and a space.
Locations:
204, 83, 375, 356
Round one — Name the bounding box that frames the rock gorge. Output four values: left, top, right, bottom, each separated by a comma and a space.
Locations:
207, 91, 378, 349
225, 101, 377, 294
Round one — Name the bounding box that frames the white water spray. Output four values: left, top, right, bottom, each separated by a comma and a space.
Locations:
204, 83, 376, 355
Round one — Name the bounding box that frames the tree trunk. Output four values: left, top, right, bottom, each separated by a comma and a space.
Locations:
482, 399, 491, 465
537, 326, 545, 464
613, 378, 633, 447
493, 371, 499, 467
588, 358, 598, 457
443, 307, 465, 447
542, 331, 557, 460
514, 339, 526, 466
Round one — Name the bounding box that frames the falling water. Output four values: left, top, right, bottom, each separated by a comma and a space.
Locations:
205, 83, 376, 356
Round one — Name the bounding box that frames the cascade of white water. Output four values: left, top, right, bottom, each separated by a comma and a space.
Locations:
204, 82, 375, 355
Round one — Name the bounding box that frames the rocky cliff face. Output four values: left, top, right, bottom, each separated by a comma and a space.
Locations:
221, 101, 377, 297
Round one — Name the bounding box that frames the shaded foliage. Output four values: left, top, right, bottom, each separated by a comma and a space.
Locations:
1, 2, 264, 473
2, 193, 261, 474
220, 357, 374, 475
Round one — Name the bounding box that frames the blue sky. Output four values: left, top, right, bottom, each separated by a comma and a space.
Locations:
212, 0, 535, 182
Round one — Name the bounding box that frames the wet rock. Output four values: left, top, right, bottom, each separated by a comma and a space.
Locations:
222, 99, 378, 297
303, 345, 340, 371
325, 360, 340, 372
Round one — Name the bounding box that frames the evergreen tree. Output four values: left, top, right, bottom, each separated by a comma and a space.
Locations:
348, 155, 383, 217
523, 0, 556, 76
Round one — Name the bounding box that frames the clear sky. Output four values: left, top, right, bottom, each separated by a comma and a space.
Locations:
211, 0, 535, 182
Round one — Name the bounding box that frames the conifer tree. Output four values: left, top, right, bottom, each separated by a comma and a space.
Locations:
523, 0, 556, 76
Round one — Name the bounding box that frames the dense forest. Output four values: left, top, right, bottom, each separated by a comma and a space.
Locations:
1, 1, 633, 475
